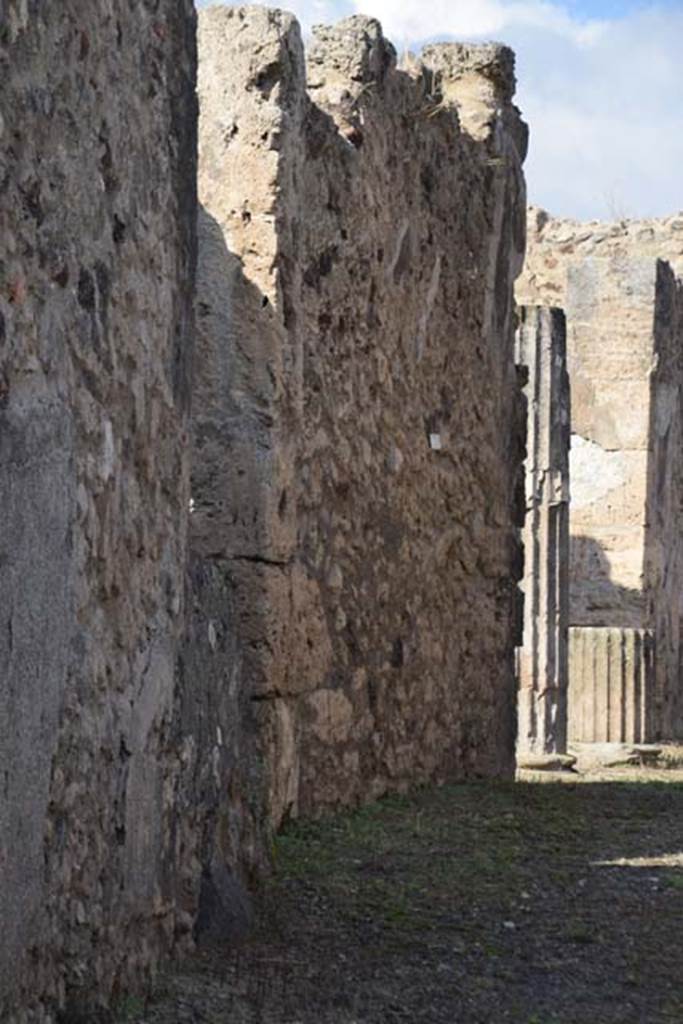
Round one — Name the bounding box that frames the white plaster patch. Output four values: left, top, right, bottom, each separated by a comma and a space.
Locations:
100, 420, 115, 481
570, 434, 628, 510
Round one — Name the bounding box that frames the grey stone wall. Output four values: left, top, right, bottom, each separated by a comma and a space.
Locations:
0, 1, 196, 1018
516, 306, 570, 754
649, 261, 683, 738
195, 7, 528, 833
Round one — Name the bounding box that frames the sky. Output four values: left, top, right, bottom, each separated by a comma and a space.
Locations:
197, 0, 683, 221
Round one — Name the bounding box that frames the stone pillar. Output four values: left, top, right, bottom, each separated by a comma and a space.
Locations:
516, 306, 570, 754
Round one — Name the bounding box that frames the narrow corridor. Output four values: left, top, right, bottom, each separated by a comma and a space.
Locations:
134, 757, 683, 1024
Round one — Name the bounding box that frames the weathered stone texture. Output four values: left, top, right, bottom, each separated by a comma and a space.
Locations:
519, 211, 683, 740
650, 262, 683, 738
568, 627, 654, 744
0, 2, 196, 1018
516, 306, 570, 754
195, 7, 527, 829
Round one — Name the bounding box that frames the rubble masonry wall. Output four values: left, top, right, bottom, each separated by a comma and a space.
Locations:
0, 4, 534, 1015
194, 7, 528, 840
0, 2, 196, 1017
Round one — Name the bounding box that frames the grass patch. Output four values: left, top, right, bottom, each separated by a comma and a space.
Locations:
136, 773, 683, 1024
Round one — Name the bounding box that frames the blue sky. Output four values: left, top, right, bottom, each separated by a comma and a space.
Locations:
197, 1, 683, 221
566, 0, 678, 15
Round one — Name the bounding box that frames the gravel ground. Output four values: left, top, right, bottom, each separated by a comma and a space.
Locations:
130, 760, 683, 1024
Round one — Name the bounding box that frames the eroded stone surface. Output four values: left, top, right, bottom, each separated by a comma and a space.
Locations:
0, 2, 196, 1018
568, 628, 655, 744
195, 7, 528, 831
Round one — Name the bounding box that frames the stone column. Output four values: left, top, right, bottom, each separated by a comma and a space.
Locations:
516, 306, 571, 754
567, 626, 654, 743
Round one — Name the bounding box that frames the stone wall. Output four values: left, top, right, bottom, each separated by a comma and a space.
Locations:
0, 5, 532, 1013
519, 210, 683, 740
650, 262, 683, 738
195, 7, 528, 832
0, 2, 196, 1018
516, 306, 570, 754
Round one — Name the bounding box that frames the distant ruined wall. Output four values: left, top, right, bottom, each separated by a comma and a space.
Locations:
0, 2, 196, 1019
195, 6, 528, 835
519, 210, 683, 740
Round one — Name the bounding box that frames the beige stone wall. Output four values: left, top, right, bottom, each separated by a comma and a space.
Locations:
519, 210, 683, 740
0, 2, 196, 1018
195, 7, 528, 829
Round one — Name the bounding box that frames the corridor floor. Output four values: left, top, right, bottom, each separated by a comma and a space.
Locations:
132, 759, 683, 1024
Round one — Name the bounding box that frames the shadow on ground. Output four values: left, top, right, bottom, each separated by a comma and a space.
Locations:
133, 769, 683, 1024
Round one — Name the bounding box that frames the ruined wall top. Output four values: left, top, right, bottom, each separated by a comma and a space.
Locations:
306, 14, 517, 98
523, 207, 683, 279
199, 7, 525, 153
307, 16, 397, 87
419, 41, 516, 101
199, 5, 527, 307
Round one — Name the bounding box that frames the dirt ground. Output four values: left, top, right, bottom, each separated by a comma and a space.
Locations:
131, 758, 683, 1024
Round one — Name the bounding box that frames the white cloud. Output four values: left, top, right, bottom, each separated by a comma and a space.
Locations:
352, 0, 606, 46
516, 7, 683, 218
358, 0, 683, 219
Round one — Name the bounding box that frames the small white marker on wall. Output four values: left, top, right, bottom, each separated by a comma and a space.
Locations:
429, 433, 442, 451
